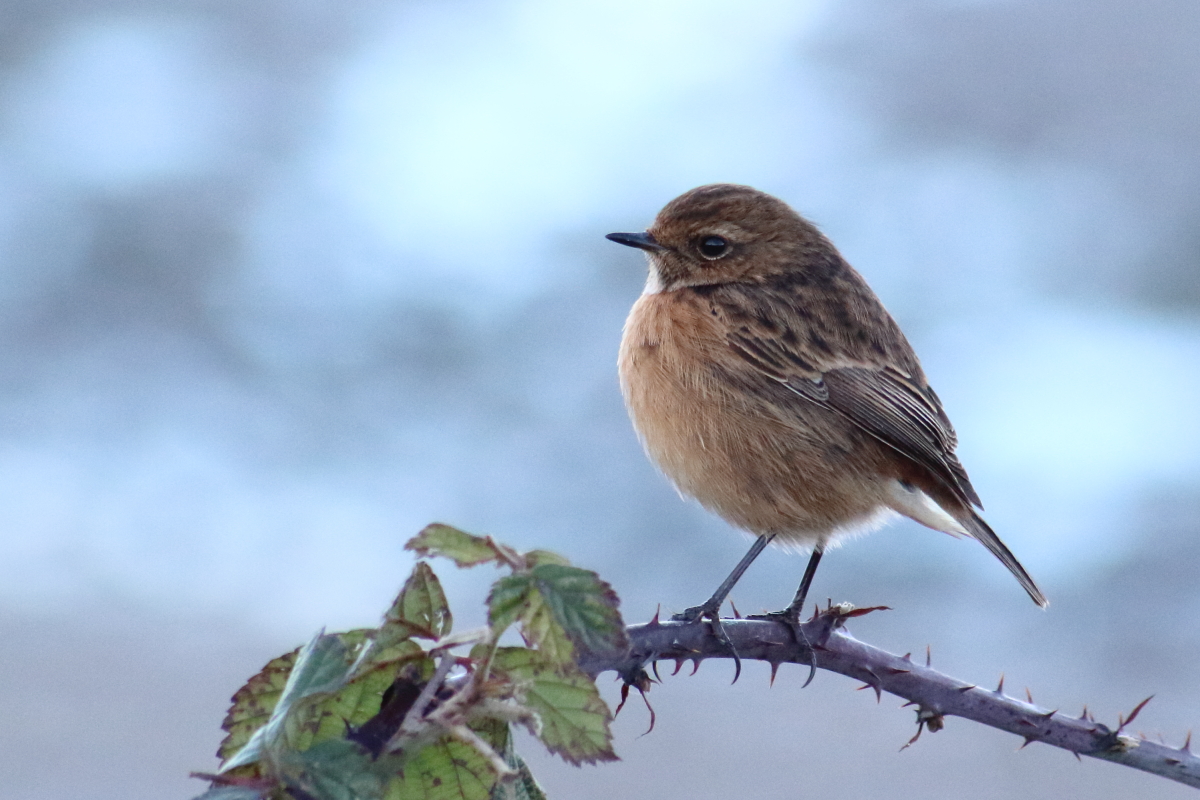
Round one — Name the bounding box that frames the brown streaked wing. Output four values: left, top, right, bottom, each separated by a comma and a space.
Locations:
725, 328, 981, 509
727, 330, 830, 402
821, 366, 981, 508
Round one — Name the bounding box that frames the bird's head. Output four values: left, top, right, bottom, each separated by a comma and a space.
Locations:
607, 183, 834, 293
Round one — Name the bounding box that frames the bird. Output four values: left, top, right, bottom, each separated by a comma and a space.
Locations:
607, 183, 1047, 639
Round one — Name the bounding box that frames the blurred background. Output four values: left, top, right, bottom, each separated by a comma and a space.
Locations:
1, 0, 1198, 797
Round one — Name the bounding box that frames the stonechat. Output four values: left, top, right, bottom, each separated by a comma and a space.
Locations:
608, 184, 1046, 634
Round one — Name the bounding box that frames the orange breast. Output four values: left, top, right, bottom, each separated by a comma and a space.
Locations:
618, 289, 889, 543
619, 291, 727, 492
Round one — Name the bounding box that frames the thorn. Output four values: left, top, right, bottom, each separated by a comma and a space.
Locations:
689, 658, 701, 677
1018, 719, 1037, 728
901, 700, 917, 708
802, 660, 817, 689
1118, 696, 1154, 733
900, 720, 926, 751
671, 658, 686, 677
1165, 757, 1182, 766
925, 645, 932, 668
1073, 751, 1082, 762
885, 666, 911, 675
1038, 709, 1058, 721
729, 599, 741, 619
902, 652, 913, 662
855, 681, 882, 703
900, 724, 923, 751
862, 669, 882, 702
840, 605, 891, 619
1019, 735, 1038, 750
1025, 687, 1033, 703
647, 605, 661, 627
995, 673, 1005, 695
636, 687, 656, 737
651, 660, 662, 682
957, 684, 977, 693
769, 661, 780, 687
615, 669, 654, 724
1182, 730, 1193, 754
615, 682, 632, 718
1079, 705, 1089, 721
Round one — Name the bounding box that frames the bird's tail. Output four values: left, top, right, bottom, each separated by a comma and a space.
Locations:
963, 512, 1048, 608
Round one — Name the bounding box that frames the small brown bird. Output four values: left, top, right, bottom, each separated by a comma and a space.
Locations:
608, 184, 1046, 634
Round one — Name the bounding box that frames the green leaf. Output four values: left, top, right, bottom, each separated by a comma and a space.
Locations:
355, 636, 426, 679
278, 739, 393, 800
489, 729, 547, 800
222, 630, 406, 773
406, 524, 508, 568
303, 634, 433, 755
384, 736, 498, 800
385, 562, 453, 640
488, 566, 627, 665
486, 574, 532, 636
468, 717, 510, 752
222, 631, 356, 771
497, 753, 546, 800
488, 574, 576, 664
522, 550, 570, 568
491, 648, 615, 766
221, 629, 421, 774
528, 564, 627, 658
219, 649, 298, 764
306, 658, 410, 747
518, 586, 577, 665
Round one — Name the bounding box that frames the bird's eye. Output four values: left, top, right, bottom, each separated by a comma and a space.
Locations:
698, 235, 730, 260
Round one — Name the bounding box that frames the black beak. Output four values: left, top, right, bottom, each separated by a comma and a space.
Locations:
605, 231, 667, 252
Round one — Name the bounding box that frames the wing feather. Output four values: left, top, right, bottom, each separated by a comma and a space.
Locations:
723, 312, 980, 508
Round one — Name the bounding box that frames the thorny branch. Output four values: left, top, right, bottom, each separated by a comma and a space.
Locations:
576, 604, 1200, 792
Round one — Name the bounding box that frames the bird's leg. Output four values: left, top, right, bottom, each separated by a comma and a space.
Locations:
672, 534, 775, 682
751, 545, 824, 686
784, 545, 823, 621
673, 533, 774, 623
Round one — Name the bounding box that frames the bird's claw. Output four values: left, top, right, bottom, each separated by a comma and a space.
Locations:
671, 602, 716, 624
671, 602, 742, 683
749, 607, 819, 687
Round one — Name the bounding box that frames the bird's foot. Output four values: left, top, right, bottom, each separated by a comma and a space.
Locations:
670, 602, 714, 625
671, 601, 742, 683
748, 604, 808, 643
749, 604, 819, 687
